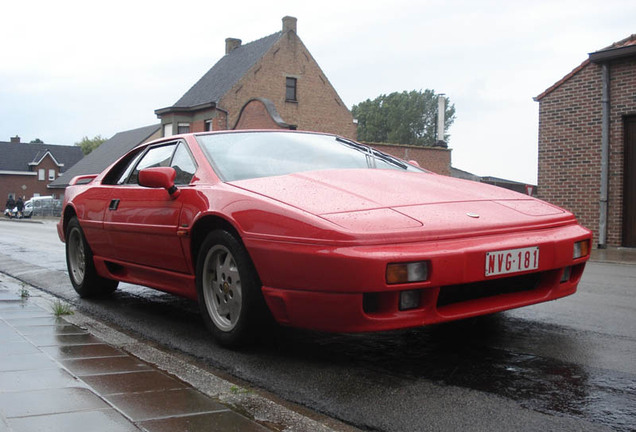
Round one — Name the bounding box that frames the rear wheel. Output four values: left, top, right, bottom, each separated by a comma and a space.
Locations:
196, 230, 267, 347
66, 217, 118, 297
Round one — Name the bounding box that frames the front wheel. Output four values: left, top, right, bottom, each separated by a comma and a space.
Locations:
66, 217, 118, 297
196, 230, 268, 347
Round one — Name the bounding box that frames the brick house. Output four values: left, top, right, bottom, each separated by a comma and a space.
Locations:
54, 16, 451, 186
155, 16, 357, 140
1, 136, 84, 204
535, 35, 636, 247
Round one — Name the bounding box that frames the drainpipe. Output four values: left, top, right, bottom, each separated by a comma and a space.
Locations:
598, 63, 610, 249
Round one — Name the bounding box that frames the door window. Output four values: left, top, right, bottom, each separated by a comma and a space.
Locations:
171, 143, 197, 185
127, 144, 176, 184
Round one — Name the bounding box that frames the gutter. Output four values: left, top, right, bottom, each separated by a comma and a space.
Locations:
598, 64, 610, 248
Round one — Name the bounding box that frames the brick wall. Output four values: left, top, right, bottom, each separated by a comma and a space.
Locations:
537, 57, 636, 246
219, 32, 357, 139
365, 142, 451, 176
234, 99, 287, 130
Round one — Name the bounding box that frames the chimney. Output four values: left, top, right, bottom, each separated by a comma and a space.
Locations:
282, 16, 297, 33
225, 38, 242, 55
10, 135, 20, 143
435, 94, 448, 148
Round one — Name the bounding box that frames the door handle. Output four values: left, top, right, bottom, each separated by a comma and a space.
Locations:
109, 199, 120, 211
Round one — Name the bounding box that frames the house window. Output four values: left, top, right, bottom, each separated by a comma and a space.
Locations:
48, 169, 55, 180
204, 120, 213, 131
177, 123, 190, 134
286, 77, 297, 102
163, 123, 173, 137
38, 169, 45, 181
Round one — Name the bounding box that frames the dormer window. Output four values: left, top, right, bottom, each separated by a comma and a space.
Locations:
286, 77, 297, 102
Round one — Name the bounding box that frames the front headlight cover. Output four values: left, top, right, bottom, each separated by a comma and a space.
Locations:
573, 240, 590, 259
386, 261, 429, 284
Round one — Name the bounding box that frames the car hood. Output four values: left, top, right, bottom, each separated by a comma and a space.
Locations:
230, 170, 573, 237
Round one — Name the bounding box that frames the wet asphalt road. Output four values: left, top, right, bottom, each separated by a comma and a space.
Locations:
0, 219, 635, 431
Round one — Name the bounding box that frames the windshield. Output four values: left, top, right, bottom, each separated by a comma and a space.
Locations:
196, 131, 424, 182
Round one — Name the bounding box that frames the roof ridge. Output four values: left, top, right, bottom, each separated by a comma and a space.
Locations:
235, 31, 282, 50
166, 31, 284, 110
599, 33, 636, 51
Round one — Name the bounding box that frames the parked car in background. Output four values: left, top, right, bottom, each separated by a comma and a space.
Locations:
58, 131, 593, 347
24, 196, 62, 218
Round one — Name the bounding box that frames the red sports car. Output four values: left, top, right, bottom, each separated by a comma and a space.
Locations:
58, 131, 592, 346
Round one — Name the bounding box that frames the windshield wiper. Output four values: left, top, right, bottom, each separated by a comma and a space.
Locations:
336, 137, 375, 168
371, 149, 408, 170
336, 137, 371, 154
336, 137, 408, 170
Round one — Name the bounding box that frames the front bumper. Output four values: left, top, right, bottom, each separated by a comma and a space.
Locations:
247, 223, 592, 332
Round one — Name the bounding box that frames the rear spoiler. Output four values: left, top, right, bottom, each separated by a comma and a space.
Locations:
69, 174, 98, 186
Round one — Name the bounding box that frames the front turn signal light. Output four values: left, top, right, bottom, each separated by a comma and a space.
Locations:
573, 240, 590, 259
386, 261, 429, 284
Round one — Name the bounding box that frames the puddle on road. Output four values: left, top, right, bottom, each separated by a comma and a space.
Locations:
276, 314, 636, 432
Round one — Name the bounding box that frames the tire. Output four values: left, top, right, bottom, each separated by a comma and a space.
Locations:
66, 217, 118, 297
196, 230, 268, 347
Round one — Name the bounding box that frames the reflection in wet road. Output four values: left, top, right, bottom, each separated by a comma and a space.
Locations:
276, 317, 636, 431
0, 221, 635, 431
80, 282, 635, 431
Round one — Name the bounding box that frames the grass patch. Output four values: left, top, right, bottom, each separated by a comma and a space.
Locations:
230, 385, 252, 395
51, 300, 74, 316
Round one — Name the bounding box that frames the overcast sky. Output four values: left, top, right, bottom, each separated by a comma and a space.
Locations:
2, 0, 634, 184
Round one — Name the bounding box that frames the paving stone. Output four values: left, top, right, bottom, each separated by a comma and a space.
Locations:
0, 340, 40, 356
0, 387, 110, 418
82, 370, 187, 396
0, 368, 80, 392
41, 343, 127, 360
3, 316, 67, 327
0, 308, 50, 319
139, 410, 271, 432
0, 352, 58, 373
13, 324, 87, 336
62, 356, 153, 376
24, 332, 103, 347
7, 409, 140, 432
107, 388, 228, 422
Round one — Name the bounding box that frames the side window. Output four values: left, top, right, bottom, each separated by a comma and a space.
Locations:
114, 151, 144, 185
127, 144, 176, 184
171, 143, 197, 185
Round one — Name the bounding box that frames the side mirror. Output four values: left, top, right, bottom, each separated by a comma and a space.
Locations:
138, 167, 180, 198
408, 160, 421, 168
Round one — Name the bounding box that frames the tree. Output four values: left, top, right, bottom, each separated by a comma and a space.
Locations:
76, 135, 107, 155
352, 90, 455, 146
30, 138, 44, 144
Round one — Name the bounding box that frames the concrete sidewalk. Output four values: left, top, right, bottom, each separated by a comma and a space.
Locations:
590, 247, 636, 265
0, 277, 295, 432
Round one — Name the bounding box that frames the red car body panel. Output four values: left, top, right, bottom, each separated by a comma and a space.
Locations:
58, 131, 593, 333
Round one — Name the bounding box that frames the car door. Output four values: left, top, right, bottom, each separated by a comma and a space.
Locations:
103, 141, 195, 273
